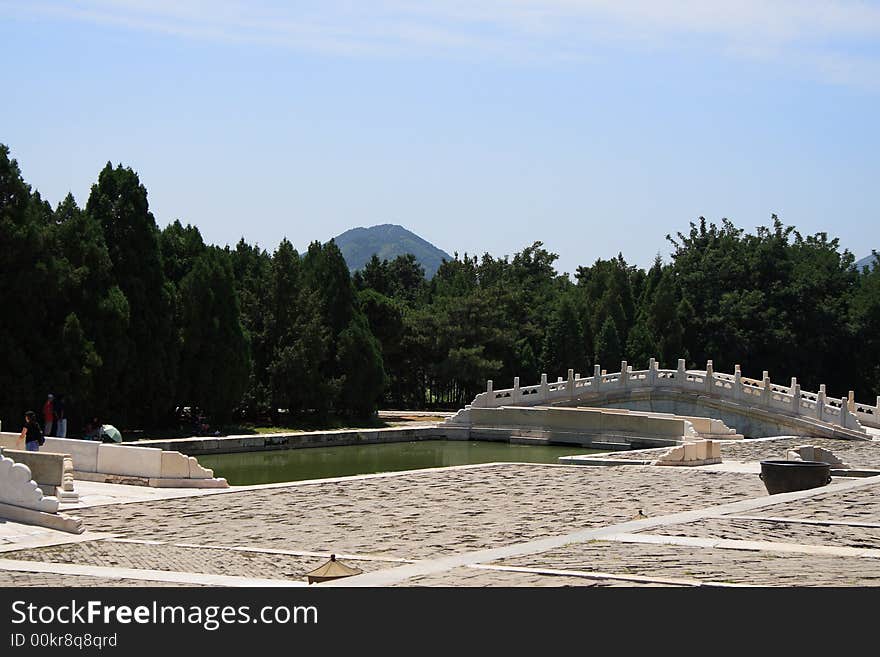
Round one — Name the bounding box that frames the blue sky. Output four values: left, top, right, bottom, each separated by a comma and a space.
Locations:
2, 1, 879, 274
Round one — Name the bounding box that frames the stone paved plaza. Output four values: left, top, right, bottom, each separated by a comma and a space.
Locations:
69, 464, 767, 556
1, 436, 880, 587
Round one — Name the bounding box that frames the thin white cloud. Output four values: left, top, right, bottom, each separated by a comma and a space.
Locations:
4, 1, 880, 85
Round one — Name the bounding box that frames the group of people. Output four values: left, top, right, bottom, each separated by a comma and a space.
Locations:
16, 393, 63, 452
41, 393, 67, 438
82, 416, 122, 443
17, 393, 123, 452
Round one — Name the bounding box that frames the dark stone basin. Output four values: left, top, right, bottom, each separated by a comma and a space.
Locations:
759, 460, 832, 495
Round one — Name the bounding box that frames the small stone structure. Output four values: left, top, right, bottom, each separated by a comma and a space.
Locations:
652, 440, 722, 466
0, 448, 79, 502
0, 453, 83, 533
786, 445, 851, 469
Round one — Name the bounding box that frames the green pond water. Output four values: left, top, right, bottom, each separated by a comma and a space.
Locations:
198, 440, 600, 485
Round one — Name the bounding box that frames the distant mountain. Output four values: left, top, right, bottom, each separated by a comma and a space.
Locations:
332, 224, 452, 278
855, 253, 878, 271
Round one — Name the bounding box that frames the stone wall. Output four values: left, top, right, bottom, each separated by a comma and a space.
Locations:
537, 404, 742, 439
132, 425, 457, 455
443, 405, 696, 449
0, 433, 227, 489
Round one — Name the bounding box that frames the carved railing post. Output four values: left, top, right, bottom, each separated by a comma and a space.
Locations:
648, 358, 657, 385
513, 376, 521, 403
677, 358, 686, 389
58, 455, 79, 502
848, 391, 856, 412
567, 369, 575, 399
593, 364, 602, 391
540, 373, 548, 401
762, 371, 771, 406
791, 377, 801, 415
620, 361, 628, 389
705, 360, 714, 393
841, 397, 851, 427
62, 456, 75, 492
486, 380, 493, 407
734, 364, 743, 401
817, 384, 826, 422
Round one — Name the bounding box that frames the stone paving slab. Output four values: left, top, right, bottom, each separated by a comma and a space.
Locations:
59, 480, 227, 510
491, 540, 880, 586
390, 566, 661, 587
0, 571, 209, 587
0, 558, 306, 587
732, 485, 880, 524
0, 540, 396, 582
603, 532, 880, 557
0, 532, 116, 554
719, 437, 880, 466
642, 517, 880, 550
69, 464, 767, 559
0, 520, 61, 542
608, 437, 880, 468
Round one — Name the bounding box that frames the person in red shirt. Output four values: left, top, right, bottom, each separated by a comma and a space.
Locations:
42, 393, 55, 437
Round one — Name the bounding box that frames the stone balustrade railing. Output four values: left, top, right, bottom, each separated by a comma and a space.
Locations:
468, 358, 878, 433
0, 433, 228, 488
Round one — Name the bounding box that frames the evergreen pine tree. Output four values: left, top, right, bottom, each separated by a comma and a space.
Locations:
178, 248, 250, 422
86, 163, 178, 425
594, 316, 622, 370
540, 294, 587, 378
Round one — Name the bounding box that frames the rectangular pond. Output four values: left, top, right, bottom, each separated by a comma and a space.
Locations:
197, 440, 600, 485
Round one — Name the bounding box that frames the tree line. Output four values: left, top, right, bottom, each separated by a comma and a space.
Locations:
1, 144, 878, 432
356, 220, 879, 410
1, 145, 382, 430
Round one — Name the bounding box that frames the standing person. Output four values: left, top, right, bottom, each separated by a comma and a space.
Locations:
53, 394, 67, 438
42, 393, 55, 437
19, 411, 44, 452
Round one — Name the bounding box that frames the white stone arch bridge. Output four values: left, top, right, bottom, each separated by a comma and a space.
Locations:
446, 358, 879, 442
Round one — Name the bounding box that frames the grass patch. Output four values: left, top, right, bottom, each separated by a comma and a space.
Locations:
130, 414, 391, 441
241, 415, 389, 434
